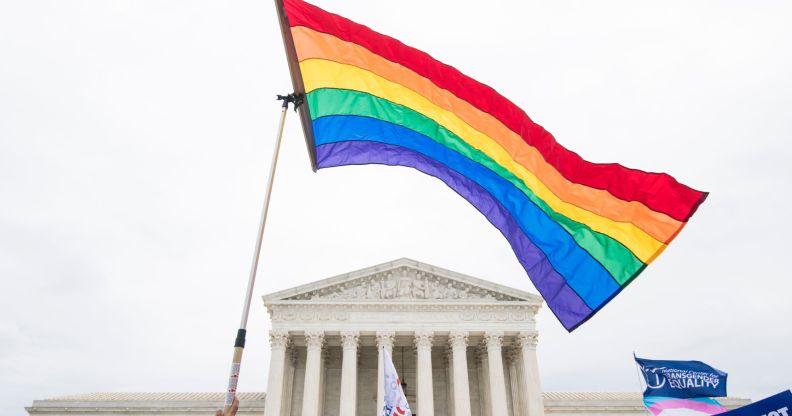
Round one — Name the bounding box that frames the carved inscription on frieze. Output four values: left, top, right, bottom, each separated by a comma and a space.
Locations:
272, 309, 349, 321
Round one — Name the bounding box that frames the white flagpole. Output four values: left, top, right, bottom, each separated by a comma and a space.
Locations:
633, 352, 655, 416
222, 93, 301, 415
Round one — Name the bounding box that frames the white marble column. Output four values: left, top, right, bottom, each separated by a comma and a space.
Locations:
449, 331, 472, 416
506, 348, 522, 416
301, 330, 324, 416
516, 349, 527, 416
444, 348, 455, 416
476, 346, 491, 416
319, 345, 327, 416
339, 330, 360, 416
376, 331, 395, 416
517, 332, 545, 416
282, 348, 297, 416
414, 330, 435, 416
263, 330, 289, 416
484, 331, 509, 416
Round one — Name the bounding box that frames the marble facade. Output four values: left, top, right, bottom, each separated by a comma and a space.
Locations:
261, 258, 545, 416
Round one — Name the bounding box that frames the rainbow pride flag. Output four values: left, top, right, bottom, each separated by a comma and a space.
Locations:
274, 0, 708, 330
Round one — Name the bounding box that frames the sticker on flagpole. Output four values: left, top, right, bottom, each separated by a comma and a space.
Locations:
225, 363, 241, 406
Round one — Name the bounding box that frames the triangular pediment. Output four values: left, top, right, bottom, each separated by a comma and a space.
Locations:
262, 258, 542, 304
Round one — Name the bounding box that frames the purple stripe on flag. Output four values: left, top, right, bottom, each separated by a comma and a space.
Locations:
316, 141, 592, 329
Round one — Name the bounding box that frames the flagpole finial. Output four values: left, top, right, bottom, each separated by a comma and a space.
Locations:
276, 93, 304, 111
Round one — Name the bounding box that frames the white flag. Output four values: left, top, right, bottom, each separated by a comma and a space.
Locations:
383, 349, 412, 416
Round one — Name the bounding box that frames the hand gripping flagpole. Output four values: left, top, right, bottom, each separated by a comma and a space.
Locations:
223, 92, 302, 415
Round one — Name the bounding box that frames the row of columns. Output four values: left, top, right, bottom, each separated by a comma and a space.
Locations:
263, 330, 543, 416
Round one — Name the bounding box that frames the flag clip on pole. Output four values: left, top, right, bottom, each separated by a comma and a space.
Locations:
222, 93, 302, 416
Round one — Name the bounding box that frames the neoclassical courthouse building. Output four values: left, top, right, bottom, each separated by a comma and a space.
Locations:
27, 259, 748, 416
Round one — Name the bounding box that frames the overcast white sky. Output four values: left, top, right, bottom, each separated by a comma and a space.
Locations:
2, 0, 791, 414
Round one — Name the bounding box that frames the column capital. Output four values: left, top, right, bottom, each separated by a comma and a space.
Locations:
414, 330, 434, 349
448, 330, 469, 350
483, 331, 504, 350
376, 330, 396, 349
304, 330, 325, 349
269, 330, 290, 349
517, 331, 539, 349
340, 330, 360, 350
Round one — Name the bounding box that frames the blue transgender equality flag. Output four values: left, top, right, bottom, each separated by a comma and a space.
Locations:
635, 356, 728, 399
635, 355, 728, 416
383, 349, 412, 416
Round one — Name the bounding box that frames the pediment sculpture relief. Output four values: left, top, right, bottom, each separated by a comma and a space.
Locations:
285, 267, 521, 301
